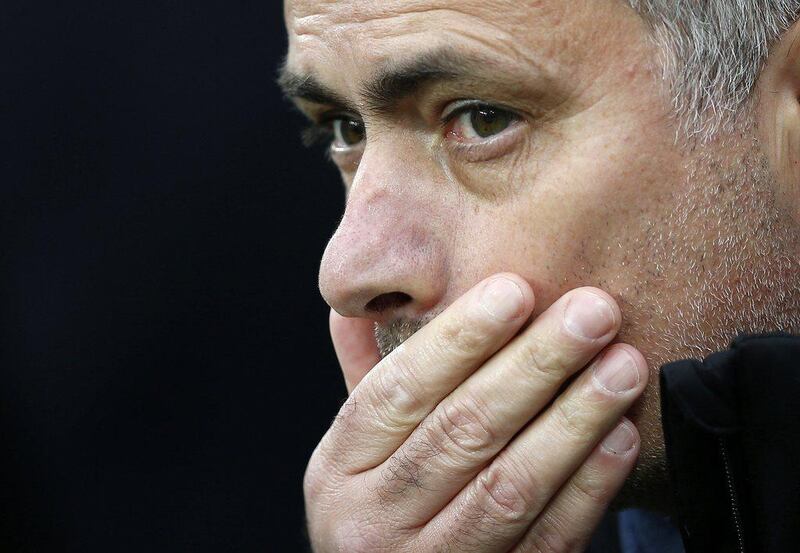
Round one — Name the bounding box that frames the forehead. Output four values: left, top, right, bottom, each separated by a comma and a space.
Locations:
287, 0, 563, 32
284, 0, 639, 84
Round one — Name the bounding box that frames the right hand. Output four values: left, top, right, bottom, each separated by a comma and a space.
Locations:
305, 273, 648, 552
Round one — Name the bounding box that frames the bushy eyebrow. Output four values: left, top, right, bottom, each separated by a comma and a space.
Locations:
278, 48, 484, 116
360, 49, 464, 114
277, 66, 358, 112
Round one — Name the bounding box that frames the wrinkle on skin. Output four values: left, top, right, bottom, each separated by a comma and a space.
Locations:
287, 0, 800, 512
287, 0, 573, 80
290, 0, 542, 30
286, 0, 679, 346
285, 0, 651, 145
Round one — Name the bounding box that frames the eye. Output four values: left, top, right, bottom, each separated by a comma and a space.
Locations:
444, 102, 519, 142
332, 117, 366, 149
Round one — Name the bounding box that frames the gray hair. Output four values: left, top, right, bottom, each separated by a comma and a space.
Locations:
628, 0, 800, 138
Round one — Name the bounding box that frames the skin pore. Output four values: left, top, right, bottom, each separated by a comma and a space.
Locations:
283, 0, 800, 512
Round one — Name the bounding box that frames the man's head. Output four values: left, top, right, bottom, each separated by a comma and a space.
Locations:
282, 0, 800, 508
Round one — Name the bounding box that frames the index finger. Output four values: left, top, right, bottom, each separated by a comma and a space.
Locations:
318, 273, 535, 473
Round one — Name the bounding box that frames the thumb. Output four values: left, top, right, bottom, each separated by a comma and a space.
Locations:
329, 309, 381, 394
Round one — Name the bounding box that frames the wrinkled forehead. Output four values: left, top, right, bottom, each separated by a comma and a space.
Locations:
287, 0, 559, 25
283, 0, 631, 81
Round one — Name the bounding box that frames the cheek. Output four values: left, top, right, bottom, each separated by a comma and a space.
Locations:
444, 198, 568, 314
444, 119, 686, 313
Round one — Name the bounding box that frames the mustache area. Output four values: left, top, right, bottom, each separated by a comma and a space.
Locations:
374, 317, 434, 358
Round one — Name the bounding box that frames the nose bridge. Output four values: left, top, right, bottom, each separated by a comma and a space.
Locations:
319, 147, 449, 319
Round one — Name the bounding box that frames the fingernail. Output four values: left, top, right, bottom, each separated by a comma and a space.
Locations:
480, 277, 525, 322
602, 421, 636, 455
563, 291, 616, 340
592, 349, 640, 393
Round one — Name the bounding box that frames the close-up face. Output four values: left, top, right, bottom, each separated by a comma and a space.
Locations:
283, 0, 800, 504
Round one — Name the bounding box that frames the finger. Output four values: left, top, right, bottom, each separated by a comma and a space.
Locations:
416, 343, 647, 551
330, 309, 381, 394
377, 288, 621, 524
512, 419, 640, 553
318, 273, 535, 473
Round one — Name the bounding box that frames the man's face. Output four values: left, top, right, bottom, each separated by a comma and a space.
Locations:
283, 0, 799, 504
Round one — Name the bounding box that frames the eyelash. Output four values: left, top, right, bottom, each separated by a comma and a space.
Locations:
439, 100, 492, 125
301, 102, 522, 152
301, 125, 334, 149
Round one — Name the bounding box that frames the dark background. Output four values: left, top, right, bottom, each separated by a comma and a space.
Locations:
1, 2, 345, 551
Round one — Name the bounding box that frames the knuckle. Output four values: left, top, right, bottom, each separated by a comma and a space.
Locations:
373, 355, 426, 425
430, 396, 497, 461
521, 524, 574, 553
569, 471, 613, 504
513, 333, 570, 388
379, 449, 428, 496
436, 315, 494, 358
474, 464, 535, 526
553, 400, 594, 446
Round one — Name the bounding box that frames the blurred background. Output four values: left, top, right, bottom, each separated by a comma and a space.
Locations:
1, 2, 345, 551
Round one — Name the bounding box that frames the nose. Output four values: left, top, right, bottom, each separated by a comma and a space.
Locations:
318, 156, 449, 322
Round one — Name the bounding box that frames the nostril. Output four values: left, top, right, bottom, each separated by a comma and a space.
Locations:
365, 292, 413, 314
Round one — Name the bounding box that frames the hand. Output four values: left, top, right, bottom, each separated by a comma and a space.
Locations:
305, 274, 648, 552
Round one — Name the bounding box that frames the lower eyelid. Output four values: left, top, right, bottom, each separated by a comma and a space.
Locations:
445, 120, 526, 162
330, 145, 364, 171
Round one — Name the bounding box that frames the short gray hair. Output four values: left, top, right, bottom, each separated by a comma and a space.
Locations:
628, 0, 800, 138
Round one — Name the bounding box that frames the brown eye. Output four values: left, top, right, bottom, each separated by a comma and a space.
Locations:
445, 102, 519, 142
332, 118, 365, 147
467, 106, 514, 138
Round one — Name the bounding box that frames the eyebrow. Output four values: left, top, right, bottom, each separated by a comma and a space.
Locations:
277, 66, 357, 112
278, 48, 481, 116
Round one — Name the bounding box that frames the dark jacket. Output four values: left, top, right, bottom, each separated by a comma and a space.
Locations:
591, 333, 800, 553
660, 333, 800, 552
